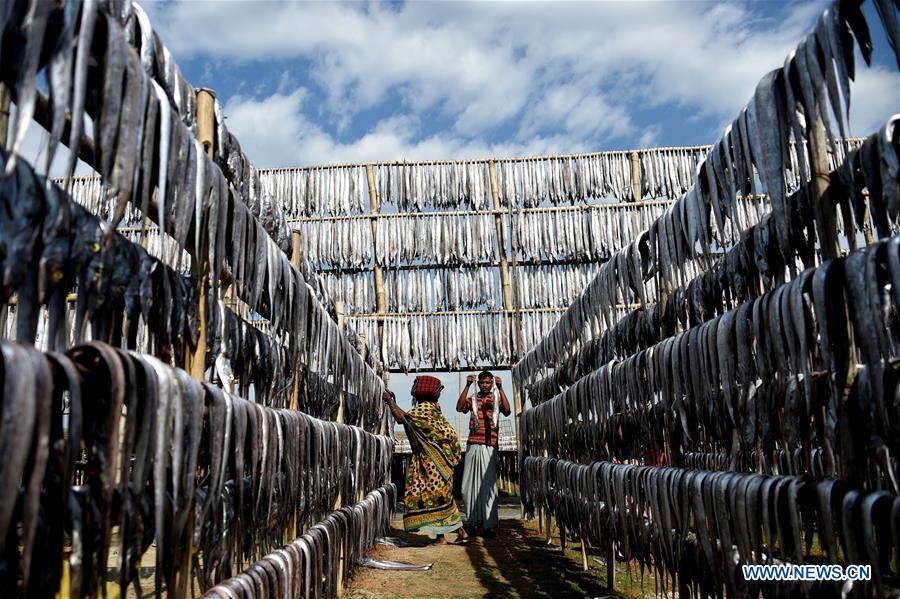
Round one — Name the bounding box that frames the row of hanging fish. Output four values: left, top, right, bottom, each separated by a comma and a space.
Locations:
126, 2, 292, 252
302, 294, 386, 432
0, 337, 394, 598
262, 165, 371, 216
378, 313, 513, 371
202, 484, 396, 599
265, 141, 862, 217
683, 448, 838, 481
372, 161, 494, 211
494, 152, 636, 206
213, 301, 295, 406
321, 271, 377, 314
127, 2, 294, 251
516, 264, 601, 309
119, 224, 193, 272
66, 175, 146, 227
0, 147, 205, 357
517, 115, 898, 387
638, 147, 710, 201
0, 0, 300, 307
385, 266, 498, 312
514, 0, 900, 381
524, 232, 900, 495
212, 96, 292, 254
522, 458, 899, 599
513, 204, 666, 263
299, 218, 374, 269
637, 140, 862, 203
525, 138, 894, 406
2, 147, 385, 427
346, 310, 551, 370
375, 213, 497, 267
261, 144, 829, 216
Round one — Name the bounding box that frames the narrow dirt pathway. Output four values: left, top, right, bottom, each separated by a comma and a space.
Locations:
346, 517, 654, 599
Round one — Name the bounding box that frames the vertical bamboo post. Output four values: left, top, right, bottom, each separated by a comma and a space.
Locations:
630, 151, 642, 229
333, 301, 346, 599
606, 540, 615, 591
290, 230, 303, 411
335, 300, 346, 424
488, 160, 513, 311
189, 89, 216, 380
365, 165, 386, 362
488, 161, 527, 510
808, 114, 839, 260
560, 523, 567, 554
0, 83, 10, 150
581, 538, 589, 572
174, 86, 215, 599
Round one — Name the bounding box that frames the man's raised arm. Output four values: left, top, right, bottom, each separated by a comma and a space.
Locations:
457, 374, 475, 412
495, 376, 511, 416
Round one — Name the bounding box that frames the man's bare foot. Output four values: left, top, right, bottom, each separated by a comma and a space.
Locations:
434, 535, 448, 545
457, 527, 469, 541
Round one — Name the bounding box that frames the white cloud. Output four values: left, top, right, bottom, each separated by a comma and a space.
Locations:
847, 66, 900, 137
144, 0, 896, 166
223, 89, 593, 166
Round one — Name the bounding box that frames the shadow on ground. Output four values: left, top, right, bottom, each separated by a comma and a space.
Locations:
464, 520, 612, 598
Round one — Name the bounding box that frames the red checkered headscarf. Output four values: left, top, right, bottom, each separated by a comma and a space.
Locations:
411, 375, 443, 401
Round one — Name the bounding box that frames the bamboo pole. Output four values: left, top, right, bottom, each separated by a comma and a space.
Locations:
290, 230, 303, 411
308, 254, 609, 274
630, 151, 643, 229
284, 197, 686, 222
176, 85, 216, 599
257, 143, 721, 172
189, 89, 216, 380
607, 540, 615, 591
505, 196, 527, 509
335, 300, 346, 424
334, 299, 347, 599
581, 538, 589, 572
488, 160, 513, 312
365, 165, 386, 351
0, 83, 9, 150
808, 114, 839, 260
344, 304, 640, 318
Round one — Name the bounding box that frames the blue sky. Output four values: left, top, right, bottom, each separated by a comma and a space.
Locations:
139, 0, 898, 169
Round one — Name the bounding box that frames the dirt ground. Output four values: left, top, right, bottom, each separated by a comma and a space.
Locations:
345, 515, 657, 599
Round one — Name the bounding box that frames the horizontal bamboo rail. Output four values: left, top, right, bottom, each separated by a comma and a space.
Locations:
344, 304, 641, 319
283, 197, 717, 223
258, 143, 718, 171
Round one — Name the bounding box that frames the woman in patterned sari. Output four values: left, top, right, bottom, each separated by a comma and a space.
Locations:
383, 376, 469, 545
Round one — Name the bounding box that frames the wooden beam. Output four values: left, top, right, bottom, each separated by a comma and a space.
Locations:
365, 164, 386, 365
335, 300, 346, 424
630, 151, 642, 229
487, 160, 513, 312
189, 89, 216, 380
0, 83, 9, 151
808, 114, 839, 260
290, 229, 303, 412
606, 540, 615, 592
